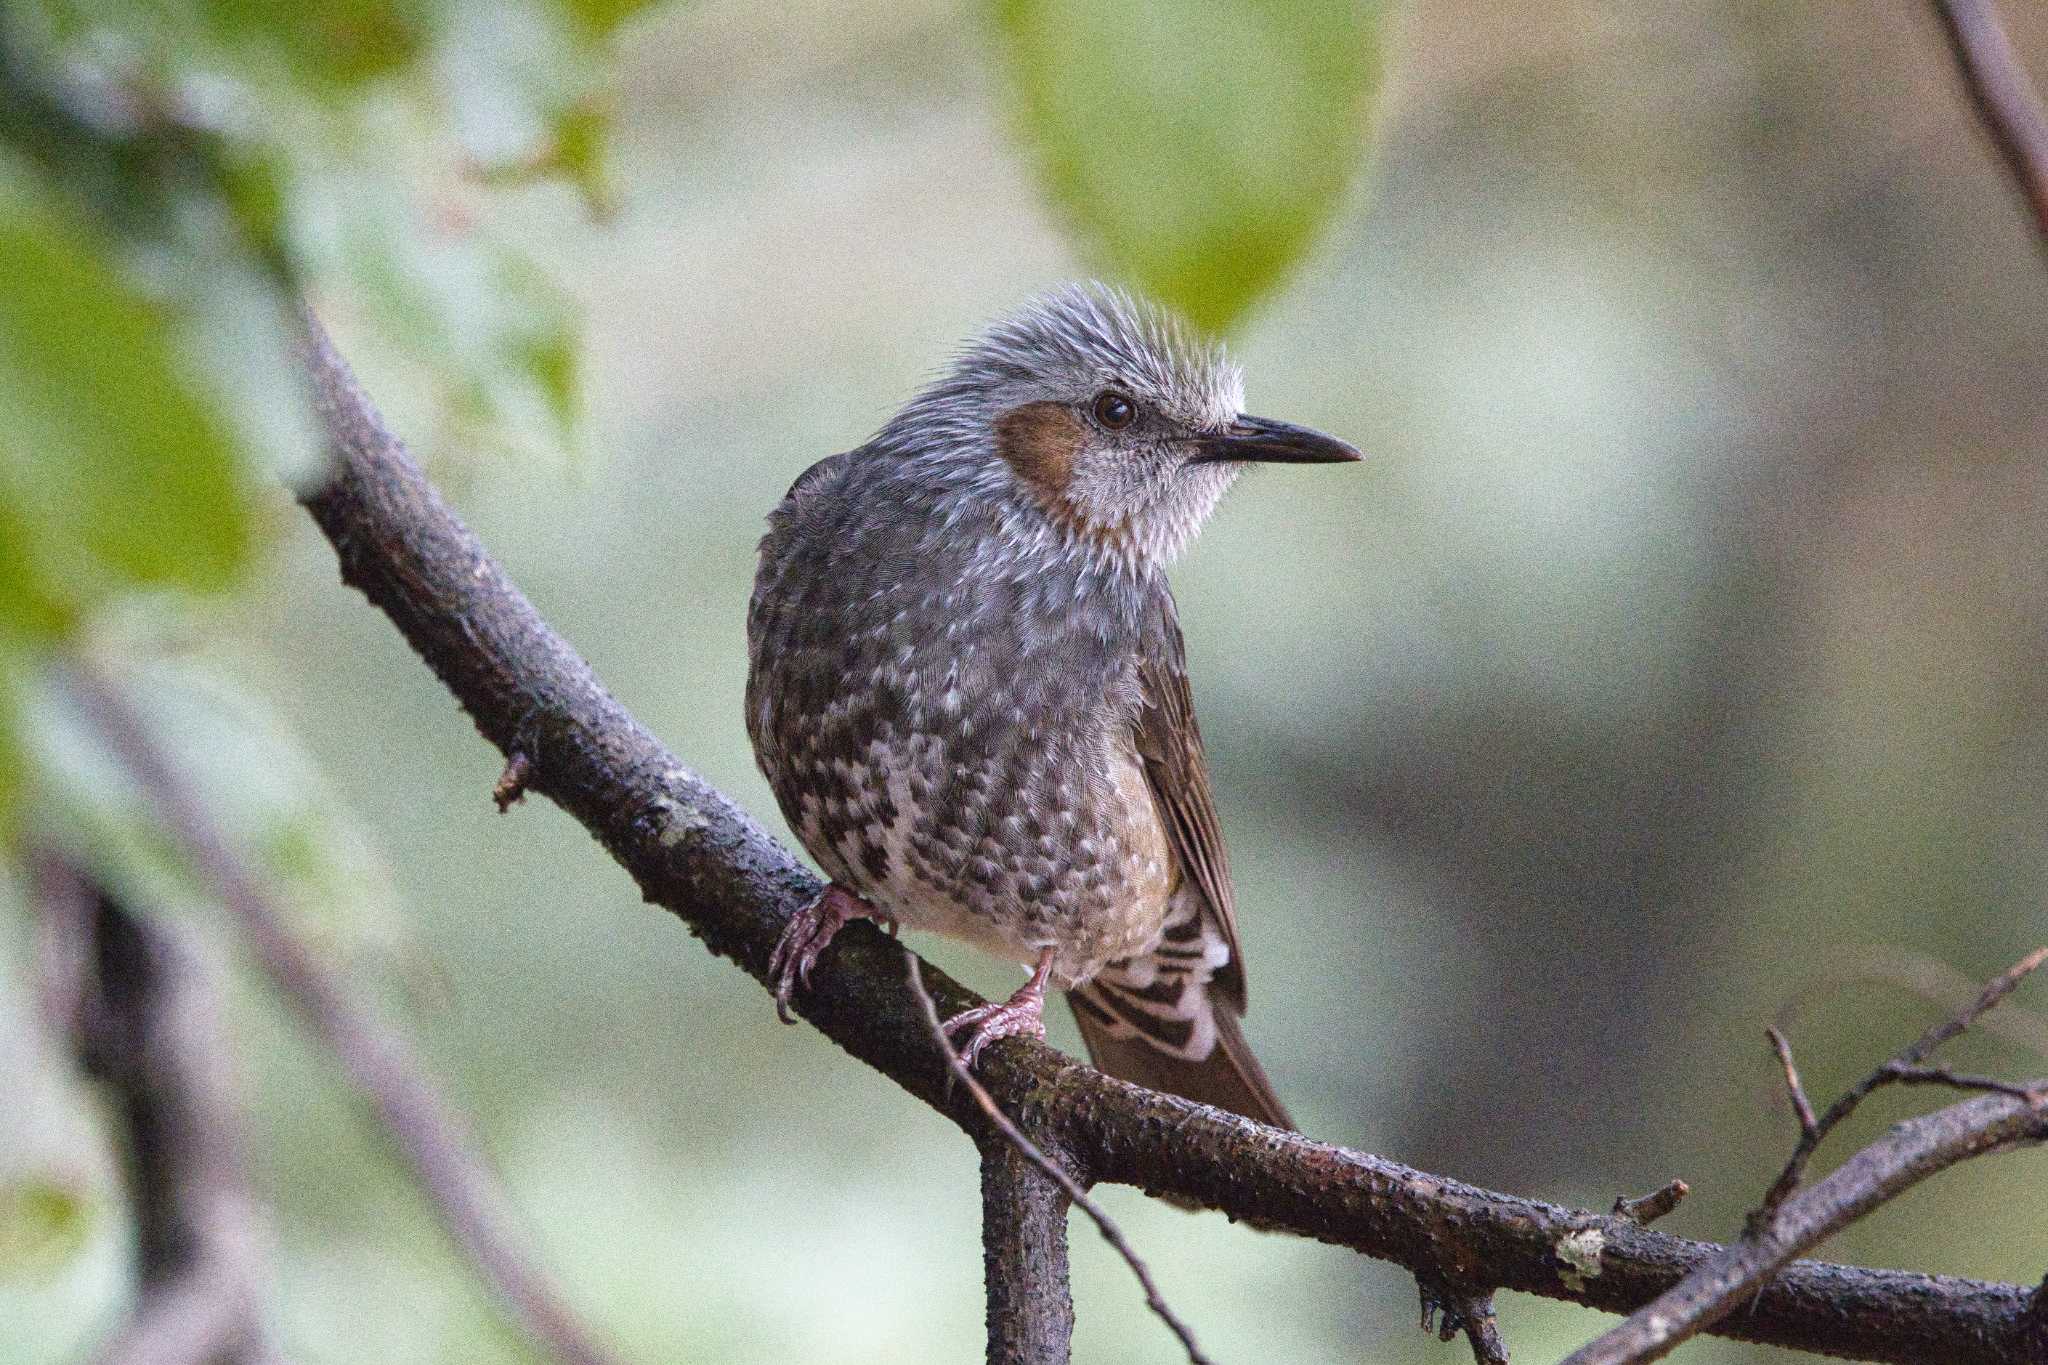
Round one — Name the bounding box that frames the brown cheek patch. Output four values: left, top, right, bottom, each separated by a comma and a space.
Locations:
994, 401, 1136, 553
994, 400, 1085, 503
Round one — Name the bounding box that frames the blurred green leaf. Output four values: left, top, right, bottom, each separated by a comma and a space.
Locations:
0, 163, 255, 613
203, 0, 428, 89
302, 137, 586, 464
558, 0, 660, 40
991, 0, 1381, 330
467, 97, 615, 218
522, 311, 579, 433
0, 659, 23, 838
0, 502, 75, 644
0, 1179, 91, 1279
19, 0, 423, 96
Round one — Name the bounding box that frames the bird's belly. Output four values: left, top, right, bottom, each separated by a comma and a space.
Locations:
803, 734, 1174, 985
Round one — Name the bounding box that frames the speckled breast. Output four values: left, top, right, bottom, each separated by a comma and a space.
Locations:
746, 463, 1175, 984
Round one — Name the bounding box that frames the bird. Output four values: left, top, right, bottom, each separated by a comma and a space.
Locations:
744, 283, 1358, 1128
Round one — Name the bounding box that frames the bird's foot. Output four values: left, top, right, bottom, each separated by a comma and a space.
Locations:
942, 948, 1056, 1069
770, 883, 893, 1023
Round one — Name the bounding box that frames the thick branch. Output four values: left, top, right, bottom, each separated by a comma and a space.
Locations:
291, 313, 2045, 1363
980, 1144, 1075, 1365
34, 858, 273, 1365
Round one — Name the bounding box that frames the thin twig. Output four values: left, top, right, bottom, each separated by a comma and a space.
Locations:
903, 955, 1210, 1365
1882, 1063, 2046, 1103
1562, 952, 2048, 1365
67, 669, 625, 1365
1768, 1027, 1820, 1138
1932, 0, 2048, 245
1772, 945, 2048, 1063
1757, 947, 2048, 1221
1611, 1181, 1689, 1228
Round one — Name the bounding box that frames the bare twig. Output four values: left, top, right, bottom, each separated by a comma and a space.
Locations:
1773, 945, 2048, 1063
68, 672, 625, 1365
980, 1143, 1075, 1365
1562, 952, 2048, 1365
1611, 1181, 1689, 1228
288, 309, 2048, 1363
1882, 1063, 2045, 1103
1561, 1084, 2048, 1365
33, 857, 275, 1365
905, 956, 1209, 1365
1932, 0, 2048, 245
1766, 1027, 1820, 1143
1758, 947, 2048, 1221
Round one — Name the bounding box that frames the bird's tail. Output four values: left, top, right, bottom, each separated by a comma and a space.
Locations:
1067, 978, 1293, 1131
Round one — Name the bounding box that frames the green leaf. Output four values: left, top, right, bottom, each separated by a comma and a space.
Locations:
0, 658, 23, 840
0, 162, 255, 612
0, 1179, 91, 1279
991, 0, 1382, 330
202, 0, 429, 91
557, 0, 661, 40
299, 133, 586, 465
0, 501, 74, 644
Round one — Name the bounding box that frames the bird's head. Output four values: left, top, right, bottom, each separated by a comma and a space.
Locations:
880, 283, 1359, 569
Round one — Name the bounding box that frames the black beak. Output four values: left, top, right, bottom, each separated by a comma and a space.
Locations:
1188, 414, 1362, 466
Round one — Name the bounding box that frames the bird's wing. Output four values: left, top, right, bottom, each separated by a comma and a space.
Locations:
1129, 591, 1246, 1009
1066, 587, 1293, 1130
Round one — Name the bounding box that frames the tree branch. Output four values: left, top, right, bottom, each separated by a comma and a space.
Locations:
906, 956, 1204, 1365
1758, 947, 2047, 1222
67, 672, 626, 1365
1562, 952, 2048, 1365
33, 856, 275, 1365
1932, 0, 2048, 246
980, 1143, 1075, 1365
289, 310, 2047, 1363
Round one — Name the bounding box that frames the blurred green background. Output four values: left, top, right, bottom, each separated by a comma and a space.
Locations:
4, 1, 2048, 1361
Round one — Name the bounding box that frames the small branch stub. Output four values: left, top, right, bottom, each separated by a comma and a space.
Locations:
494, 751, 533, 811
1611, 1181, 1689, 1228
1420, 1277, 1511, 1365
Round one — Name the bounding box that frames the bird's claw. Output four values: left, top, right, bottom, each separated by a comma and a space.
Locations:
942, 996, 1048, 1069
769, 883, 888, 1024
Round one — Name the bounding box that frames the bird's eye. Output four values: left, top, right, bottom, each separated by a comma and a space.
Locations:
1092, 391, 1136, 430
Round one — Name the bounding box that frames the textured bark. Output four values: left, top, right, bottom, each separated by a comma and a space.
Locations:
981, 1144, 1076, 1365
